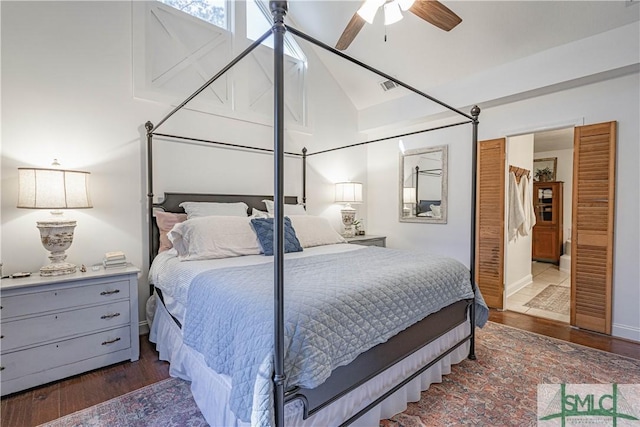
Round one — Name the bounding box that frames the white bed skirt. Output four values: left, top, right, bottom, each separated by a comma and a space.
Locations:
150, 295, 470, 427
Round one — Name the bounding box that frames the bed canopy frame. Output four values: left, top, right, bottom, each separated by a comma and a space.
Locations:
144, 2, 480, 426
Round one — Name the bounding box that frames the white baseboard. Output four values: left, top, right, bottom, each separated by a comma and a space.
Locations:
612, 323, 640, 343
506, 274, 533, 297
139, 320, 150, 336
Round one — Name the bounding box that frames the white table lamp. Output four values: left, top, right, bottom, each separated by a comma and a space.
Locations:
335, 182, 363, 237
403, 187, 416, 217
17, 160, 92, 276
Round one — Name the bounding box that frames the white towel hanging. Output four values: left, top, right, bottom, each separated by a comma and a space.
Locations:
508, 172, 525, 241
518, 175, 536, 236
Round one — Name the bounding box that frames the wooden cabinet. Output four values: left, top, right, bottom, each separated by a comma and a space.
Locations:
532, 181, 563, 264
345, 235, 386, 247
1, 266, 140, 396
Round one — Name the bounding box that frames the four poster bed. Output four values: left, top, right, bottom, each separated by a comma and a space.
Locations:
145, 2, 485, 426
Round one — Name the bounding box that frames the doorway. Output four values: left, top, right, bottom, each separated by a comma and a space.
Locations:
476, 122, 616, 334
504, 128, 574, 323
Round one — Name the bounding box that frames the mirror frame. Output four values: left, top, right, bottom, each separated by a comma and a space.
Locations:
399, 145, 448, 224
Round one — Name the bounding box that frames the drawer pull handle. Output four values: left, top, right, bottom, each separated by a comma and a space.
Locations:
101, 337, 121, 346
100, 289, 120, 296
0, 366, 4, 371
100, 313, 121, 320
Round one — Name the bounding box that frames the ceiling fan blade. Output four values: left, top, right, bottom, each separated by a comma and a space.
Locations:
409, 0, 462, 32
335, 12, 366, 50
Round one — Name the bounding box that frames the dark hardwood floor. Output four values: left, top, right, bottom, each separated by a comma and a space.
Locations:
1, 336, 170, 426
489, 310, 640, 360
2, 311, 639, 426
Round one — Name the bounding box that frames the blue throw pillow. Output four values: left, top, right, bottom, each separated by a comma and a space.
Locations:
250, 217, 303, 256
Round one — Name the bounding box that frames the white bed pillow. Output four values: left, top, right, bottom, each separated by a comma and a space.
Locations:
262, 199, 306, 216
288, 215, 346, 248
168, 216, 261, 261
250, 208, 270, 218
179, 201, 248, 219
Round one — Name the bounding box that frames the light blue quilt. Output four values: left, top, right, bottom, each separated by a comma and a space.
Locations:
183, 247, 488, 426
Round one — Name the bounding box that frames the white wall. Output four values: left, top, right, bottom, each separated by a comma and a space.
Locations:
482, 76, 639, 342
363, 17, 639, 341
534, 148, 574, 245
505, 134, 534, 295
366, 122, 472, 261
367, 72, 639, 341
1, 1, 360, 329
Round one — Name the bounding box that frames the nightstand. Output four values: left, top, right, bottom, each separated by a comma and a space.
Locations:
0, 266, 140, 396
345, 235, 386, 247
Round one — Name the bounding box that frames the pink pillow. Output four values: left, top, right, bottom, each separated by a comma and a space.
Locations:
156, 211, 187, 252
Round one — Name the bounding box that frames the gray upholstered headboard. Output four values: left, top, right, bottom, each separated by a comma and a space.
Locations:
150, 192, 299, 261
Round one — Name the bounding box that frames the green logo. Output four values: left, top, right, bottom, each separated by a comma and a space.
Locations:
538, 384, 639, 426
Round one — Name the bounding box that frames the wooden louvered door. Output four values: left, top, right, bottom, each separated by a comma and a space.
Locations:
571, 122, 616, 334
475, 138, 506, 309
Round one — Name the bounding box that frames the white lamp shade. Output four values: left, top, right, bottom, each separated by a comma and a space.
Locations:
403, 187, 416, 204
335, 182, 363, 204
384, 1, 404, 25
18, 167, 92, 209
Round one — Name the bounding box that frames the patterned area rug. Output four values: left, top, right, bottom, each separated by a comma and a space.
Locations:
39, 322, 640, 427
38, 378, 207, 427
524, 284, 570, 315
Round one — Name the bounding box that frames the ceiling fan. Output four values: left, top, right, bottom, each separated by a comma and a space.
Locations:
335, 0, 462, 51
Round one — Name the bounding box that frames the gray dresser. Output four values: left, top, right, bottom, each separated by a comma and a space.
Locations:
1, 266, 139, 395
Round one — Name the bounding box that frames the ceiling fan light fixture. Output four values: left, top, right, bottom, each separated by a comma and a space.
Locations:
397, 0, 415, 11
357, 0, 384, 24
384, 0, 403, 26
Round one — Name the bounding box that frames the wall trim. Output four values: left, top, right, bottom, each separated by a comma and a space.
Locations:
501, 118, 584, 139
139, 320, 150, 336
505, 274, 533, 298
612, 323, 640, 343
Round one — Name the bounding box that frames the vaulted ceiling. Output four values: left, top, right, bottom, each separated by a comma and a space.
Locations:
287, 1, 640, 110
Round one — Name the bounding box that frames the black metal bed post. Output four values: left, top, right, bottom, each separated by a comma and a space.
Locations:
302, 147, 307, 206
271, 2, 287, 427
145, 121, 155, 270
468, 105, 481, 360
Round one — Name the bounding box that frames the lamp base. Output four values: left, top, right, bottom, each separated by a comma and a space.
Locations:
40, 260, 77, 277
341, 207, 356, 238
37, 219, 77, 277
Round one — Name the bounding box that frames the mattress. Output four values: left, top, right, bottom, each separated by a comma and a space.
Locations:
149, 243, 365, 324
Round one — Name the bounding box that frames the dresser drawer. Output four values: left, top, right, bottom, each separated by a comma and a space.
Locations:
1, 300, 131, 352
345, 235, 386, 248
356, 239, 385, 247
1, 279, 130, 319
0, 326, 131, 382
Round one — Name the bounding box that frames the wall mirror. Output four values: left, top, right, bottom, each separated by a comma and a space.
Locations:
399, 145, 448, 223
